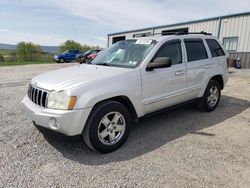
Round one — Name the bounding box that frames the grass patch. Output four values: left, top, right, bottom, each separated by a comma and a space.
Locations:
0, 61, 55, 67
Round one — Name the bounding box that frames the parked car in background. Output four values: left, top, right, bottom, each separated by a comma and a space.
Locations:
76, 49, 101, 64
53, 50, 80, 63
87, 53, 99, 61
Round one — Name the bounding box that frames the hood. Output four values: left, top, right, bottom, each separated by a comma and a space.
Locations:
31, 64, 133, 91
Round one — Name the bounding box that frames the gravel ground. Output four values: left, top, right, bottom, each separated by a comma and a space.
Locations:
0, 64, 250, 188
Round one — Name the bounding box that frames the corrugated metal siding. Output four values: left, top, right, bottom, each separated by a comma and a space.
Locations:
154, 19, 218, 35
108, 29, 154, 46
220, 15, 250, 52
108, 14, 250, 68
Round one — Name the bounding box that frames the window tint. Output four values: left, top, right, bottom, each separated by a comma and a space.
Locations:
154, 42, 182, 65
206, 39, 225, 57
185, 39, 208, 62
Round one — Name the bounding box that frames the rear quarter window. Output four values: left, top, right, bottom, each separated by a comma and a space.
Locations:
184, 39, 208, 62
206, 39, 225, 57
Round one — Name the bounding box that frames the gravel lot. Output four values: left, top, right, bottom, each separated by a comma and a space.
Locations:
0, 63, 250, 188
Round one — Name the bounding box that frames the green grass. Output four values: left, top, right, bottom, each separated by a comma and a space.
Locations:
0, 61, 55, 67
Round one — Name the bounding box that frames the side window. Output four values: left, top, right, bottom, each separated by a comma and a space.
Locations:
153, 42, 182, 65
184, 39, 208, 62
206, 39, 225, 57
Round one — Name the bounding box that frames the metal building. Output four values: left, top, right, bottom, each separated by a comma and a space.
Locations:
107, 12, 250, 68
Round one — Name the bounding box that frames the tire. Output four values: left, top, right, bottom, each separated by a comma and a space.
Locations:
83, 100, 131, 153
196, 80, 221, 112
59, 58, 65, 63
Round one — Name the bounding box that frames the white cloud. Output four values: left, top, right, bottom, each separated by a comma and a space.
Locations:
0, 28, 9, 32
50, 0, 250, 30
0, 30, 67, 46
1, 0, 249, 47
0, 29, 106, 47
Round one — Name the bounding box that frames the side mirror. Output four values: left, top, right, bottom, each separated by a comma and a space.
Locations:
146, 57, 172, 71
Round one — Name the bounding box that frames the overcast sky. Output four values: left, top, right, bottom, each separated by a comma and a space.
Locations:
0, 0, 249, 47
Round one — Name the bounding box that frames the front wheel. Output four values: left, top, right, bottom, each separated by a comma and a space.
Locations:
82, 101, 131, 153
196, 80, 221, 112
59, 58, 65, 63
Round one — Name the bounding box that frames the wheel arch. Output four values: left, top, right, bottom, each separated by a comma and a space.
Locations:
90, 95, 139, 122
210, 75, 224, 90
199, 74, 224, 97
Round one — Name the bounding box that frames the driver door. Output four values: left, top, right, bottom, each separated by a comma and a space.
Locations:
141, 39, 187, 114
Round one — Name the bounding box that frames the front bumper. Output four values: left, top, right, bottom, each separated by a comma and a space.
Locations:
22, 96, 92, 136
53, 58, 59, 62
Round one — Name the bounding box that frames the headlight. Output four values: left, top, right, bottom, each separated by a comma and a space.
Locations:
47, 91, 76, 110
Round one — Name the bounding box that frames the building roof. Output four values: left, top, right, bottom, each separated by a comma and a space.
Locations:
108, 12, 250, 36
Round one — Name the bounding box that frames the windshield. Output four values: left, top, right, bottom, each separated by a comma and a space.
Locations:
84, 50, 92, 55
91, 39, 157, 68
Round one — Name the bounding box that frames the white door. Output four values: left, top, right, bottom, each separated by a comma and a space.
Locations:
141, 40, 187, 114
184, 38, 211, 97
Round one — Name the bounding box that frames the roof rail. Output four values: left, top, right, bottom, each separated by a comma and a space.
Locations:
175, 31, 212, 35
138, 31, 212, 38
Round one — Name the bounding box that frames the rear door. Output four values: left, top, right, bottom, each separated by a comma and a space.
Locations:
205, 38, 227, 76
184, 38, 210, 98
141, 39, 187, 114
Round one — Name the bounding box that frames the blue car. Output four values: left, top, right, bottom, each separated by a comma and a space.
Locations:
53, 50, 80, 63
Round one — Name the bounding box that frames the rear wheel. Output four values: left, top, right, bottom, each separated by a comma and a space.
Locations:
196, 80, 221, 112
83, 101, 131, 153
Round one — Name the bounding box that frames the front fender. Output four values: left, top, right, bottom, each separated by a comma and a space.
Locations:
71, 71, 143, 117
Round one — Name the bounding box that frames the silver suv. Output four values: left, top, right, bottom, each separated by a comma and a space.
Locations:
22, 32, 229, 153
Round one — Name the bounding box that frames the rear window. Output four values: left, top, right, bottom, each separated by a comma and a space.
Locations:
206, 39, 225, 57
185, 39, 208, 62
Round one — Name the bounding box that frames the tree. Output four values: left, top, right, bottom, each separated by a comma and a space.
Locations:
59, 40, 82, 52
59, 40, 103, 53
82, 44, 93, 52
16, 42, 42, 62
0, 54, 4, 62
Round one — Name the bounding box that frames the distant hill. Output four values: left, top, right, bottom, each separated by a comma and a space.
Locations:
0, 43, 16, 50
0, 43, 59, 53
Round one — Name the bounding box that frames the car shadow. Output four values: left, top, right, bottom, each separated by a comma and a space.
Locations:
36, 95, 250, 165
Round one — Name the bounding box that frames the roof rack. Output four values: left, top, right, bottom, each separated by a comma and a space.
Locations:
138, 31, 212, 37
175, 31, 212, 35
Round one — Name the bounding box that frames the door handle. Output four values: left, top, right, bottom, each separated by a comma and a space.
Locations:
204, 64, 211, 68
175, 70, 185, 76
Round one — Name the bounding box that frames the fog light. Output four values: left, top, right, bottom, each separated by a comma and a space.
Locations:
49, 118, 59, 129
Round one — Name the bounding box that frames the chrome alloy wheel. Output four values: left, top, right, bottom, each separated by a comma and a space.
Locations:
207, 86, 219, 107
97, 112, 126, 145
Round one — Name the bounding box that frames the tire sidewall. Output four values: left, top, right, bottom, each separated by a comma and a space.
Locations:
203, 80, 221, 111
84, 101, 131, 153
59, 58, 65, 63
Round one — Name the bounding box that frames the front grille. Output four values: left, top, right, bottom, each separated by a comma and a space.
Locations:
27, 84, 48, 107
